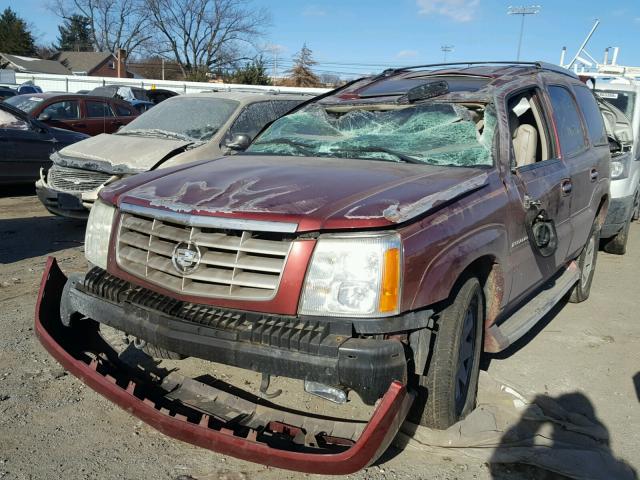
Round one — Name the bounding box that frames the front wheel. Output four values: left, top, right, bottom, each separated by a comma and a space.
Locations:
570, 222, 599, 303
410, 277, 484, 429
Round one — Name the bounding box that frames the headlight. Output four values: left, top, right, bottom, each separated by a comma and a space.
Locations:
299, 233, 402, 317
85, 199, 116, 270
611, 160, 625, 179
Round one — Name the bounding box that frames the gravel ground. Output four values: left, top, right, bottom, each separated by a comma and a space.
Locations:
0, 188, 638, 480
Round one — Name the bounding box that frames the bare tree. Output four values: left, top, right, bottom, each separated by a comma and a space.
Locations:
145, 0, 269, 79
50, 0, 151, 55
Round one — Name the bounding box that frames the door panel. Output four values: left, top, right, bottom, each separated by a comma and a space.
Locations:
83, 99, 115, 135
39, 99, 81, 133
507, 160, 572, 301
1, 127, 56, 183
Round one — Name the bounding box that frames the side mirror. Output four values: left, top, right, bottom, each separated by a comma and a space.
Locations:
37, 113, 51, 122
225, 133, 251, 151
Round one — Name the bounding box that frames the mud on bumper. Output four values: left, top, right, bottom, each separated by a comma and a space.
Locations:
35, 258, 415, 474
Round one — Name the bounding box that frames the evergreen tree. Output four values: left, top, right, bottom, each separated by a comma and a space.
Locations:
0, 8, 36, 56
56, 15, 93, 52
287, 43, 320, 87
227, 56, 272, 85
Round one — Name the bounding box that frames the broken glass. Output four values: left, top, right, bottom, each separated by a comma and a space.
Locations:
248, 102, 495, 167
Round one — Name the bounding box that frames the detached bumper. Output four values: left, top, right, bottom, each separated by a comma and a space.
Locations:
35, 258, 414, 474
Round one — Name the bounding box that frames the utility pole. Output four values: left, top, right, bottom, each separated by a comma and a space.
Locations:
441, 45, 454, 62
507, 5, 541, 61
161, 58, 165, 81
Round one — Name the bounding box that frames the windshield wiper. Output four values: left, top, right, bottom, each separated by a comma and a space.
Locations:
118, 129, 194, 142
330, 146, 423, 164
254, 138, 315, 154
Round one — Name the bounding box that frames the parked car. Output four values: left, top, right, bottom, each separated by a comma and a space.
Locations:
147, 88, 179, 104
16, 82, 43, 94
88, 85, 156, 113
35, 62, 611, 473
36, 91, 308, 217
0, 102, 88, 185
594, 80, 640, 254
5, 93, 139, 137
0, 86, 17, 100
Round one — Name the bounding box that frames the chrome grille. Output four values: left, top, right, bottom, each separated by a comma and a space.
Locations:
48, 165, 112, 193
116, 211, 293, 300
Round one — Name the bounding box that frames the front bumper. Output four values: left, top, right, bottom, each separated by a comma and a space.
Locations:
35, 258, 415, 474
601, 194, 635, 238
35, 176, 97, 219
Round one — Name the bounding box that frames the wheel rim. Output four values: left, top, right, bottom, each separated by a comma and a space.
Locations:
454, 295, 478, 416
582, 235, 596, 285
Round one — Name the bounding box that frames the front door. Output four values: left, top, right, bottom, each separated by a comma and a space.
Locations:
504, 88, 573, 303
38, 99, 81, 133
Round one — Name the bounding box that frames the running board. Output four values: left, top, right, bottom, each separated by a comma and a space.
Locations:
487, 262, 579, 351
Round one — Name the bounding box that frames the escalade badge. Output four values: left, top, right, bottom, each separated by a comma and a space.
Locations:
172, 242, 202, 275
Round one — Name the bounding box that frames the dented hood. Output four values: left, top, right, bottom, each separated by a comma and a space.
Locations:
114, 154, 489, 231
54, 133, 193, 174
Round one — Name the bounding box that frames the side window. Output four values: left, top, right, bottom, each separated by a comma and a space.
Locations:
508, 89, 551, 168
228, 101, 276, 141
548, 86, 587, 157
271, 100, 303, 118
0, 109, 29, 130
113, 102, 135, 116
86, 101, 115, 118
41, 100, 80, 120
573, 86, 608, 146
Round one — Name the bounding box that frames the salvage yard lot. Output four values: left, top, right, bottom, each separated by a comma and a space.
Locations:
1, 189, 638, 480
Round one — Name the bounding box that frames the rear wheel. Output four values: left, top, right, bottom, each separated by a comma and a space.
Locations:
570, 222, 599, 303
411, 277, 484, 429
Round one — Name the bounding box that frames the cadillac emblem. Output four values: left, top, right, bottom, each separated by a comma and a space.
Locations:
171, 241, 202, 275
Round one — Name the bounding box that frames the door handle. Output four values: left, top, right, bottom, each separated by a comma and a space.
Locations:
71, 123, 87, 128
561, 179, 573, 195
590, 169, 598, 182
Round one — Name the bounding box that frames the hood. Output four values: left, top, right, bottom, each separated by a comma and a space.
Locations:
54, 133, 193, 174
49, 126, 89, 143
112, 155, 490, 232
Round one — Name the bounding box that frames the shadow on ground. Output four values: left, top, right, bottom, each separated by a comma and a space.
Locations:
488, 392, 637, 479
0, 215, 85, 263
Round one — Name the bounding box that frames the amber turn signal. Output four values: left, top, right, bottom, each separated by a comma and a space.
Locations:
379, 247, 400, 313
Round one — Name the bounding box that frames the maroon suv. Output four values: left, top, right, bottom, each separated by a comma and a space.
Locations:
5, 93, 138, 136
36, 62, 610, 474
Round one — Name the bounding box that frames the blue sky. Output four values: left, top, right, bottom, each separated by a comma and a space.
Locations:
4, 0, 640, 77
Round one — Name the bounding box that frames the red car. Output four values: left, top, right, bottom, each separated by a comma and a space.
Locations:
4, 93, 138, 136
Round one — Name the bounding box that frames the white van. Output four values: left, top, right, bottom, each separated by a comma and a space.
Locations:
595, 79, 640, 254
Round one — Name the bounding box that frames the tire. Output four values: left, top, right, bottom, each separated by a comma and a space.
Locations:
603, 215, 631, 255
410, 277, 484, 429
570, 222, 599, 303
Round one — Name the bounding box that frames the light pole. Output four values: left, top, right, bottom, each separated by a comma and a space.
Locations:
507, 5, 541, 61
441, 45, 454, 63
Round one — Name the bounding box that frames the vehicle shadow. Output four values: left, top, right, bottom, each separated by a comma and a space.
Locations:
488, 392, 637, 479
634, 372, 640, 402
0, 216, 85, 263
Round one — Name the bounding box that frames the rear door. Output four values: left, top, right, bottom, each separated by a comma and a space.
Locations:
504, 87, 573, 302
547, 84, 608, 257
83, 99, 116, 135
109, 100, 137, 133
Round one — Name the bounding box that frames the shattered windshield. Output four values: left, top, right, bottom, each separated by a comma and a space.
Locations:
118, 97, 239, 142
248, 102, 495, 167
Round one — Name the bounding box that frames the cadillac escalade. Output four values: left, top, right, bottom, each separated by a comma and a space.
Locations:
35, 62, 610, 474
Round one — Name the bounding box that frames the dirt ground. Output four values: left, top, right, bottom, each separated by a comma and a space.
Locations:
0, 187, 638, 480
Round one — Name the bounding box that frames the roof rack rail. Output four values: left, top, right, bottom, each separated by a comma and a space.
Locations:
379, 61, 578, 79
